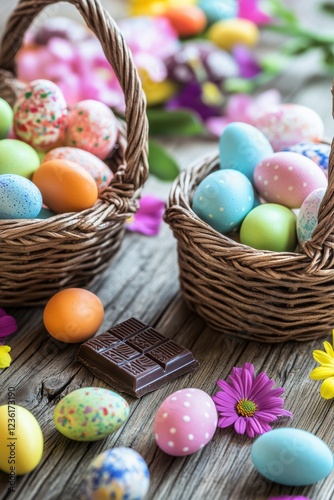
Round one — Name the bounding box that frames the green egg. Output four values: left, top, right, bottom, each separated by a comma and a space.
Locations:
0, 98, 13, 139
0, 139, 40, 179
240, 203, 297, 252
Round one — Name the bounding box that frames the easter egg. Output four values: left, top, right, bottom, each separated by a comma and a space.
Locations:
53, 387, 129, 441
80, 448, 150, 500
0, 174, 42, 219
43, 147, 113, 193
251, 428, 334, 486
0, 404, 43, 475
192, 169, 254, 233
163, 6, 207, 37
65, 99, 118, 160
284, 141, 330, 175
252, 104, 325, 151
207, 18, 259, 51
32, 159, 98, 213
197, 0, 237, 24
13, 79, 68, 151
297, 188, 326, 246
154, 388, 217, 456
0, 98, 13, 139
240, 204, 297, 252
254, 152, 327, 208
219, 122, 274, 181
43, 288, 104, 343
0, 139, 40, 178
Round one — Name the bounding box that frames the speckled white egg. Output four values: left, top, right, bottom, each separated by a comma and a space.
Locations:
65, 100, 118, 160
297, 187, 326, 246
192, 169, 254, 233
284, 141, 330, 176
13, 79, 68, 151
0, 174, 42, 219
254, 152, 327, 208
252, 104, 324, 151
154, 388, 217, 456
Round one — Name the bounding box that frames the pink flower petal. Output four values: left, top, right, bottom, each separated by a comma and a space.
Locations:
234, 417, 247, 434
238, 0, 272, 25
0, 314, 17, 337
217, 414, 238, 428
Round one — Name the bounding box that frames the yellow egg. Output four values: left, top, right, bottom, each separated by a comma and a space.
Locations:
0, 405, 43, 475
207, 18, 259, 51
140, 70, 178, 106
129, 0, 196, 16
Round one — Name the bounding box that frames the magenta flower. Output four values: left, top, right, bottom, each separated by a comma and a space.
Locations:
126, 195, 165, 236
0, 309, 17, 346
212, 362, 292, 438
238, 0, 272, 25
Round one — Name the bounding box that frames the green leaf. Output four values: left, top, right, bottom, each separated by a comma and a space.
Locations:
320, 2, 334, 16
147, 108, 205, 137
148, 139, 180, 181
266, 0, 299, 25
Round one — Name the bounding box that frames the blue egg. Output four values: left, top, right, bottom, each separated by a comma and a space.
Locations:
219, 122, 274, 181
198, 0, 238, 24
192, 169, 254, 233
80, 447, 150, 500
0, 174, 42, 219
251, 428, 334, 486
283, 141, 330, 173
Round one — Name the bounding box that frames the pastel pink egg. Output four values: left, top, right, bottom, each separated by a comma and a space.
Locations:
154, 388, 217, 456
14, 79, 68, 152
254, 152, 327, 209
252, 104, 324, 152
65, 100, 118, 160
43, 147, 113, 193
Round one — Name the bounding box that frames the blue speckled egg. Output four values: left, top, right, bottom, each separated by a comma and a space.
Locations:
198, 0, 237, 24
80, 447, 150, 500
283, 141, 330, 175
297, 187, 326, 246
192, 169, 254, 233
251, 428, 334, 486
219, 122, 274, 181
0, 174, 42, 219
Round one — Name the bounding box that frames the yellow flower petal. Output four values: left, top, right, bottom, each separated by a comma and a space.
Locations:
323, 341, 334, 358
310, 366, 334, 380
312, 349, 334, 366
320, 377, 334, 399
0, 346, 11, 369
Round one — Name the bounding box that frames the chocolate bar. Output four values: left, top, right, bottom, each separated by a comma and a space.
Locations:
76, 318, 199, 398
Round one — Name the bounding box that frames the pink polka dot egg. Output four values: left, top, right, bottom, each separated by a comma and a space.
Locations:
154, 388, 217, 456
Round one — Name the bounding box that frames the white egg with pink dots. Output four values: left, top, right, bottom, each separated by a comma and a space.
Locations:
153, 388, 217, 456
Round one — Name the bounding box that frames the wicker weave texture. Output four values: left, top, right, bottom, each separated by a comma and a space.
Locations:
0, 0, 149, 306
165, 135, 334, 342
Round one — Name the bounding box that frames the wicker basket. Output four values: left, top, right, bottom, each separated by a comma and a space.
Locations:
165, 119, 334, 342
0, 0, 148, 306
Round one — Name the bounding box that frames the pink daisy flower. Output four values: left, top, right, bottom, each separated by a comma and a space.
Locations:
212, 362, 292, 438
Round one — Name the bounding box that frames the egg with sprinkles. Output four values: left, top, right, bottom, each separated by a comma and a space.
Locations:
297, 187, 326, 246
283, 141, 330, 175
13, 79, 68, 152
254, 152, 327, 209
154, 388, 217, 456
192, 169, 254, 233
53, 387, 129, 441
65, 99, 118, 160
0, 174, 42, 219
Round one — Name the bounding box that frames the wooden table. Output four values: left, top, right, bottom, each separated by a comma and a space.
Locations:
1, 1, 334, 499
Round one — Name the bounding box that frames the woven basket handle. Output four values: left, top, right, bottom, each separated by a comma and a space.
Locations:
0, 0, 149, 194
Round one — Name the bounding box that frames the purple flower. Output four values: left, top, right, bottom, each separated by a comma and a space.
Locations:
167, 81, 223, 121
232, 44, 261, 78
0, 309, 17, 346
126, 195, 165, 236
212, 362, 292, 438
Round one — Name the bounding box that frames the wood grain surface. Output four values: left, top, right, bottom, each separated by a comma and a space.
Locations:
1, 1, 334, 499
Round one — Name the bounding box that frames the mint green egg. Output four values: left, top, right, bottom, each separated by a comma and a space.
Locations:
0, 139, 40, 179
240, 203, 297, 252
0, 98, 13, 139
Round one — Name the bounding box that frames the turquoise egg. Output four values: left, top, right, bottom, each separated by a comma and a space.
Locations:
219, 122, 274, 181
53, 387, 129, 441
251, 428, 334, 486
192, 169, 254, 233
80, 447, 150, 500
283, 141, 330, 174
198, 0, 237, 24
0, 174, 42, 219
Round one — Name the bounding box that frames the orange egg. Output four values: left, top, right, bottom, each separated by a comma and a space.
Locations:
32, 159, 98, 213
163, 6, 207, 37
43, 288, 104, 343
